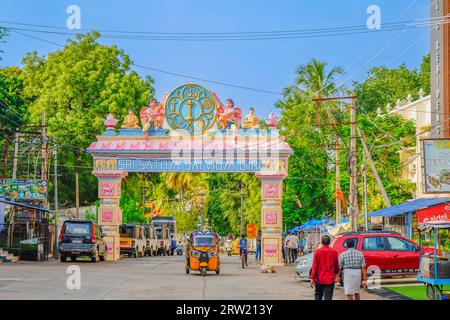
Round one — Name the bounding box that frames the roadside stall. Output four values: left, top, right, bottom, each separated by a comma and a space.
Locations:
417, 220, 450, 300
298, 219, 324, 254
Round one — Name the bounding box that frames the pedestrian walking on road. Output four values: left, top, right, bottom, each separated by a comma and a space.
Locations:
309, 235, 340, 300
290, 232, 299, 262
239, 234, 248, 267
284, 234, 292, 263
255, 231, 262, 262
336, 239, 367, 300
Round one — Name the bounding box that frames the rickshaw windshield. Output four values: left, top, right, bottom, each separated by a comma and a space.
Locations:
193, 235, 215, 247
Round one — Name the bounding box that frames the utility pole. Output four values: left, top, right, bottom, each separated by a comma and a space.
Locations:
362, 150, 369, 231
349, 98, 358, 232
7, 129, 20, 247
335, 140, 342, 224
41, 111, 48, 181
357, 127, 392, 208
75, 172, 79, 217
240, 182, 244, 236
313, 95, 357, 227
12, 129, 19, 180
53, 143, 59, 259
2, 136, 9, 177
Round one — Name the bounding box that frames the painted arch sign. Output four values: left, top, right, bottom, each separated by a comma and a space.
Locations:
86, 83, 293, 267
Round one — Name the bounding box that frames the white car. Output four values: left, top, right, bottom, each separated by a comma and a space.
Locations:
294, 253, 314, 280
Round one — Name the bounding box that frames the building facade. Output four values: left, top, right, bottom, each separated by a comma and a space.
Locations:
387, 91, 450, 199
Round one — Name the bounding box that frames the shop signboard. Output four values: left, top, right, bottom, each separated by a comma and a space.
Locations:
0, 179, 48, 200
422, 139, 450, 193
416, 203, 450, 224
247, 223, 258, 238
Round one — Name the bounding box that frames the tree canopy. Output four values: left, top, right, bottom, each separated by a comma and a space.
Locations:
20, 32, 154, 206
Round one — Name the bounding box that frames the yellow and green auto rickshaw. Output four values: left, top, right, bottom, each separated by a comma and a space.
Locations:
185, 231, 220, 276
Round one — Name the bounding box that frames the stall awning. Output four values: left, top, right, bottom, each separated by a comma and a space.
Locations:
0, 198, 54, 213
368, 198, 450, 218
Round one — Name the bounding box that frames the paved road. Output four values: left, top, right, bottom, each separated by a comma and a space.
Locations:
0, 255, 385, 300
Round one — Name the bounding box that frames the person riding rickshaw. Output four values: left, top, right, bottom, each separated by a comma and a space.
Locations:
185, 231, 220, 277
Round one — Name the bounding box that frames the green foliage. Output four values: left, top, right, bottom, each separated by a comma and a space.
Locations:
20, 32, 154, 207
0, 27, 8, 59
354, 55, 431, 113
120, 174, 148, 224
282, 58, 345, 98
277, 57, 420, 229
84, 209, 96, 222
206, 173, 260, 236
0, 67, 27, 138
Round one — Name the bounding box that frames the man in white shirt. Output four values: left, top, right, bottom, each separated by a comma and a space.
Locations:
290, 232, 299, 262
284, 234, 292, 263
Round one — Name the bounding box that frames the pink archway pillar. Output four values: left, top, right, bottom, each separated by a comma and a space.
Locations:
256, 173, 286, 266
94, 171, 127, 261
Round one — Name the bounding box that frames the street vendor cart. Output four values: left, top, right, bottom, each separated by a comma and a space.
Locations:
417, 220, 450, 300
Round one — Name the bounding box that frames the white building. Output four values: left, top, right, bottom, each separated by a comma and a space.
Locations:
386, 90, 450, 199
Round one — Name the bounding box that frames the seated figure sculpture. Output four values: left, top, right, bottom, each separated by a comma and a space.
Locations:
121, 109, 140, 129
216, 98, 242, 129
140, 98, 165, 136
242, 107, 259, 129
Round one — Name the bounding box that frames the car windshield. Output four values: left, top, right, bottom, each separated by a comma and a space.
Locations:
120, 226, 134, 238
64, 222, 90, 236
193, 235, 215, 247
155, 228, 162, 239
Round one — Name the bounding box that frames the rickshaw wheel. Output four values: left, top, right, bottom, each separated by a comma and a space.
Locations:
426, 284, 435, 300
216, 268, 220, 275
186, 268, 190, 274
201, 267, 207, 277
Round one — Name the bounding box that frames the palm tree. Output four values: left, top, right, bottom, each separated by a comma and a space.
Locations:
283, 59, 345, 99
162, 172, 193, 207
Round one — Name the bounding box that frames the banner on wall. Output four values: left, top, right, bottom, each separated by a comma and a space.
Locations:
422, 139, 450, 193
0, 179, 48, 200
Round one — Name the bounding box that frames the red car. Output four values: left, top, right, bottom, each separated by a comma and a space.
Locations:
331, 231, 429, 276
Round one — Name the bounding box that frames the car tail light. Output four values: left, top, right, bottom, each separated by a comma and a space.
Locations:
58, 224, 64, 242
91, 224, 96, 243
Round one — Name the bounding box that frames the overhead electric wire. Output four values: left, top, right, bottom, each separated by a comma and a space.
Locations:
5, 13, 448, 98
343, 0, 420, 74
0, 16, 447, 40
1, 21, 446, 41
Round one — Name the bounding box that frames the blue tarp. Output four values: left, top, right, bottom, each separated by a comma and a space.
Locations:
288, 218, 324, 232
299, 218, 323, 231
288, 218, 350, 233
368, 197, 450, 218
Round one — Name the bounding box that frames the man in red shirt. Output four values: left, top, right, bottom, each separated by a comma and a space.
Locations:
309, 235, 340, 300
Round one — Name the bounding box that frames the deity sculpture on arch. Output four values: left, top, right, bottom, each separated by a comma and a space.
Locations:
121, 108, 140, 129
140, 98, 165, 136
216, 98, 242, 129
243, 107, 259, 129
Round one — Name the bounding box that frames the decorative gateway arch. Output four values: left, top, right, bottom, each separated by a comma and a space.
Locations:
86, 84, 293, 267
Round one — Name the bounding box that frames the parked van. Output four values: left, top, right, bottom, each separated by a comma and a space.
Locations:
119, 224, 146, 258
58, 219, 107, 263
144, 224, 158, 256
155, 224, 171, 256
151, 217, 176, 255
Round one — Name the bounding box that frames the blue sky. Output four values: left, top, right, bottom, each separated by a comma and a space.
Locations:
0, 0, 431, 117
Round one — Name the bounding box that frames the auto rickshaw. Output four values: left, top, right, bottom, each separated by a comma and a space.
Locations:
185, 231, 220, 276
